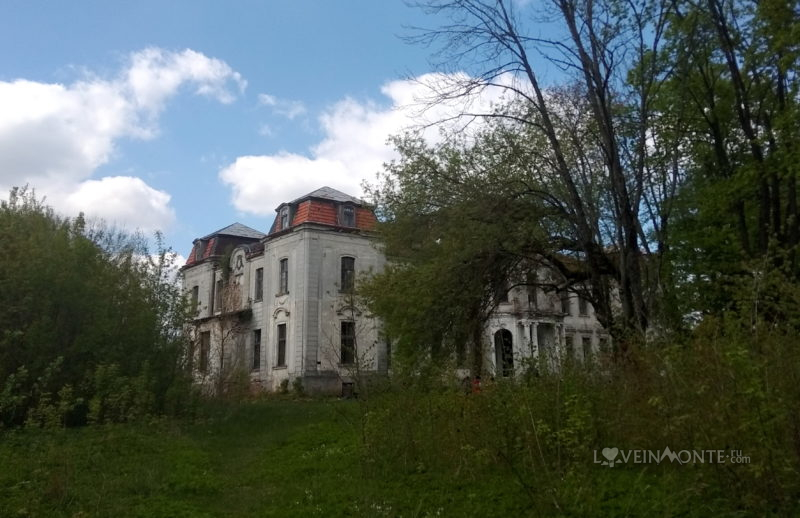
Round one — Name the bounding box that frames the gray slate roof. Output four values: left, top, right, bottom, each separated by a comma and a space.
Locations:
201, 222, 265, 240
289, 186, 363, 206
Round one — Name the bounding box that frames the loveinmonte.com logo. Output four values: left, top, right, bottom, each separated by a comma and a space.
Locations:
594, 447, 751, 467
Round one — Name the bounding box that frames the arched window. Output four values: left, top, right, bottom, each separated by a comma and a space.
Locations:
494, 329, 514, 377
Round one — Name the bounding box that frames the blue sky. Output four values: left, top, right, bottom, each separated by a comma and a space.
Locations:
0, 0, 463, 260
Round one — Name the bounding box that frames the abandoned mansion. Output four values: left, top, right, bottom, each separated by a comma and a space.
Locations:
181, 186, 610, 394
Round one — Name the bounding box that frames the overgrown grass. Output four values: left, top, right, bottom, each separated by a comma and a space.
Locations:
363, 321, 800, 516
1, 398, 528, 517
5, 323, 800, 516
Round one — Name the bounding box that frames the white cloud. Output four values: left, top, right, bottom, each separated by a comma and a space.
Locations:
62, 176, 175, 233
258, 92, 307, 119
0, 47, 244, 232
222, 73, 512, 214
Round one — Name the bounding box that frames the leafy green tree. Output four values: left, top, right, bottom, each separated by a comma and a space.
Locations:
658, 0, 800, 322
0, 187, 192, 427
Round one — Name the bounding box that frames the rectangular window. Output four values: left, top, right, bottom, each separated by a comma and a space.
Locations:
276, 323, 286, 367
565, 335, 574, 358
190, 285, 199, 308
199, 331, 211, 374
252, 329, 261, 370
254, 267, 264, 301
527, 285, 537, 308
214, 279, 223, 313
579, 296, 589, 316
560, 291, 571, 315
279, 258, 289, 294
341, 321, 355, 365
496, 284, 509, 304
341, 257, 355, 292
280, 208, 289, 230
582, 336, 592, 359
342, 205, 355, 227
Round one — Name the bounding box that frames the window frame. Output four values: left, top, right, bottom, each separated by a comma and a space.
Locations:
190, 285, 199, 309
276, 323, 287, 367
278, 258, 289, 295
254, 267, 264, 301
340, 256, 355, 293
214, 278, 223, 313
578, 296, 589, 316
341, 204, 356, 227
199, 331, 211, 374
340, 321, 356, 365
252, 329, 262, 371
279, 207, 289, 230
560, 291, 571, 315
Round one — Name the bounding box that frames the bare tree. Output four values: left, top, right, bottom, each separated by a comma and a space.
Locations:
401, 0, 679, 344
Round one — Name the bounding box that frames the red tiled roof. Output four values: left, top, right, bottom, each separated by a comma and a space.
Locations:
356, 208, 377, 230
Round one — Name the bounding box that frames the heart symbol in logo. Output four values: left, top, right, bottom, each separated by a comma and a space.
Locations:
602, 447, 619, 461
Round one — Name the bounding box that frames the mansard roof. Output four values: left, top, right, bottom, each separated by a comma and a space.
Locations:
268, 186, 377, 235
286, 186, 364, 207
200, 222, 265, 241
184, 223, 265, 268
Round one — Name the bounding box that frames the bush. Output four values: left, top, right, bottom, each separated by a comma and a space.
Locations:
0, 187, 192, 428
361, 325, 800, 515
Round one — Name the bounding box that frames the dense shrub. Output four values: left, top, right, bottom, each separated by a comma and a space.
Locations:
0, 187, 194, 427
362, 324, 800, 515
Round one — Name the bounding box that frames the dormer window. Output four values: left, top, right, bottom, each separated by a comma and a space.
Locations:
280, 207, 289, 230
341, 205, 355, 227
195, 240, 206, 261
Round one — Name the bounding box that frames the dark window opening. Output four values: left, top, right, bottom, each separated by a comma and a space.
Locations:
565, 335, 574, 358
254, 267, 264, 301
252, 329, 261, 370
279, 258, 288, 294
494, 329, 514, 377
199, 331, 211, 374
579, 296, 589, 316
560, 291, 571, 315
190, 285, 199, 309
342, 205, 355, 227
527, 285, 537, 308
280, 208, 289, 230
582, 336, 592, 359
214, 278, 223, 312
341, 256, 355, 292
495, 283, 509, 304
341, 321, 355, 365
276, 324, 287, 367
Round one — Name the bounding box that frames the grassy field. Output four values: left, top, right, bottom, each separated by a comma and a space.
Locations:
0, 399, 529, 518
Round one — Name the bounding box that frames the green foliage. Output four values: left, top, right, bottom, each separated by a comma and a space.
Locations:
362, 326, 800, 515
0, 187, 194, 427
